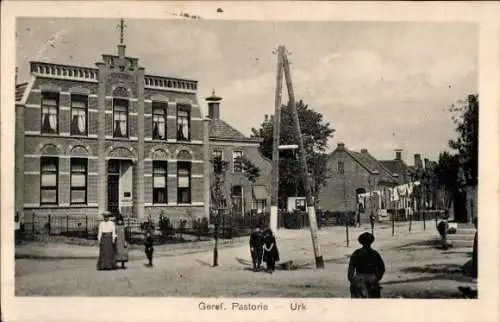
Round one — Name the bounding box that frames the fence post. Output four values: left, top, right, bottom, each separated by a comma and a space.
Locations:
423, 210, 426, 230
66, 214, 69, 233
85, 215, 88, 239
32, 212, 35, 233
48, 214, 51, 235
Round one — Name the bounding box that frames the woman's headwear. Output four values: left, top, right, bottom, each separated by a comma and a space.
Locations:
102, 211, 111, 219
358, 232, 375, 246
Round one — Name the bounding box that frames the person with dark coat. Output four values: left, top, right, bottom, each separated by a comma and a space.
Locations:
114, 213, 129, 269
144, 230, 154, 267
262, 228, 279, 273
458, 217, 478, 298
437, 211, 450, 250
348, 232, 386, 298
249, 227, 264, 271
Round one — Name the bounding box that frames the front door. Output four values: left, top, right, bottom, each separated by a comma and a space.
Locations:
107, 159, 121, 214
107, 175, 119, 214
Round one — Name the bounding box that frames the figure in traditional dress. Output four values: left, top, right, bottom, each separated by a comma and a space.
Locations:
262, 228, 280, 273
249, 227, 264, 271
348, 232, 385, 298
144, 230, 154, 267
114, 213, 129, 269
97, 211, 117, 270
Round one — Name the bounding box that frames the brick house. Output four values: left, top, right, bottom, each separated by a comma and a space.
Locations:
15, 26, 272, 226
317, 143, 399, 222
206, 91, 272, 218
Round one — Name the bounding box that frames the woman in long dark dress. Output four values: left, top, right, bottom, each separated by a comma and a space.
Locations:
97, 212, 117, 270
262, 228, 279, 273
114, 214, 129, 269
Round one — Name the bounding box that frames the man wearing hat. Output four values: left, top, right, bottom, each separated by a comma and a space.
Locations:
347, 232, 386, 298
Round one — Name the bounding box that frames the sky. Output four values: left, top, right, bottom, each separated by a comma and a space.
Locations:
16, 17, 478, 164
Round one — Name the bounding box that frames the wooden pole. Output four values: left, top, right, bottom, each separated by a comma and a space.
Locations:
282, 50, 324, 268
270, 45, 284, 233
392, 200, 395, 236
344, 176, 349, 247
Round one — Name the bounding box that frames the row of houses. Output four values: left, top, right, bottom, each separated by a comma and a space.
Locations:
14, 21, 438, 225
317, 144, 434, 222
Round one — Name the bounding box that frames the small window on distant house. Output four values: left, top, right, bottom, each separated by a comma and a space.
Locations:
40, 157, 58, 204
337, 161, 344, 174
41, 92, 59, 134
152, 102, 167, 140
176, 105, 190, 141
70, 94, 88, 136
113, 98, 129, 138
233, 151, 243, 173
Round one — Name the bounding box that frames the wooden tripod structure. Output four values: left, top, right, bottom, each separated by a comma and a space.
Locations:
270, 45, 324, 269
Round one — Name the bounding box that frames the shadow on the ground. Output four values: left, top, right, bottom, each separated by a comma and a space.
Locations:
196, 259, 212, 267
382, 263, 473, 286
390, 239, 441, 251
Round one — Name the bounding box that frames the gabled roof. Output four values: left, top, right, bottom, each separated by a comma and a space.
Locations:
209, 119, 262, 143
380, 160, 408, 176
348, 151, 397, 183
15, 83, 28, 102
330, 145, 397, 184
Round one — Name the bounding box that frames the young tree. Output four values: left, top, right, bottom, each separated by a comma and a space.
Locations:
251, 100, 335, 207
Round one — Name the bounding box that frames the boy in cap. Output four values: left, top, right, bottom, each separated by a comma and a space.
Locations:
348, 232, 386, 298
249, 226, 264, 271
144, 230, 154, 267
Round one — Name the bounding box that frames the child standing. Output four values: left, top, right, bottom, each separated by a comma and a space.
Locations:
144, 230, 154, 267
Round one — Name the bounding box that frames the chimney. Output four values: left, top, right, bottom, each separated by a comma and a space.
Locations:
337, 143, 346, 151
206, 89, 222, 120
414, 154, 423, 168
361, 148, 368, 154
424, 158, 430, 169
395, 149, 403, 161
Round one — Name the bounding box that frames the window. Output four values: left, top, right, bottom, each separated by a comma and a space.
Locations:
212, 150, 223, 160
41, 92, 59, 134
233, 151, 243, 173
152, 102, 167, 140
153, 161, 168, 204
252, 199, 266, 214
40, 157, 58, 204
177, 162, 191, 204
176, 106, 190, 141
70, 158, 87, 204
113, 98, 129, 138
337, 160, 344, 174
232, 185, 244, 215
295, 199, 306, 211
70, 95, 88, 135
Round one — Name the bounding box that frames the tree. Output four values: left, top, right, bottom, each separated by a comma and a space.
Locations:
251, 100, 335, 207
449, 94, 478, 186
433, 151, 460, 210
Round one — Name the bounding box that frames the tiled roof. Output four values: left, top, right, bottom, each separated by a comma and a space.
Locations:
15, 83, 28, 102
348, 151, 397, 183
380, 160, 407, 176
209, 119, 261, 142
